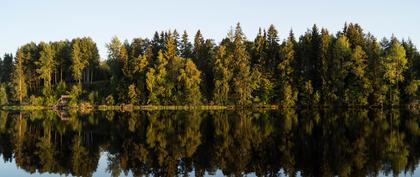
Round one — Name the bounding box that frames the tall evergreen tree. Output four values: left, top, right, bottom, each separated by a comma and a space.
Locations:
331, 34, 352, 105
11, 49, 27, 103
278, 31, 298, 107
36, 42, 54, 94
180, 31, 193, 58
266, 24, 280, 73
1, 54, 13, 83
212, 45, 232, 104
231, 23, 253, 105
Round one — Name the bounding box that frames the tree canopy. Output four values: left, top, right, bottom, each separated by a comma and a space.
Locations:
0, 23, 419, 107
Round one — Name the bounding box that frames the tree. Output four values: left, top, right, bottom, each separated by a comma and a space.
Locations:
1, 54, 13, 83
278, 31, 298, 107
266, 24, 280, 73
252, 28, 267, 67
212, 45, 232, 105
178, 59, 202, 105
50, 40, 71, 84
70, 39, 86, 83
11, 49, 27, 103
231, 23, 253, 105
193, 30, 214, 100
343, 46, 371, 106
330, 34, 352, 105
146, 51, 168, 104
365, 34, 386, 106
382, 37, 408, 105
36, 42, 54, 95
180, 31, 193, 58
317, 28, 332, 105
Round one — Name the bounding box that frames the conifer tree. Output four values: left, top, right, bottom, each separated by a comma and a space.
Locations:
331, 34, 352, 105
232, 23, 253, 105
278, 31, 298, 107
212, 45, 232, 104
11, 49, 27, 103
1, 54, 13, 83
36, 42, 54, 94
180, 31, 193, 58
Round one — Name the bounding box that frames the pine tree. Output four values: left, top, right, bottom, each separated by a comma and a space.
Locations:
278, 31, 298, 107
36, 42, 54, 95
70, 39, 85, 83
317, 28, 331, 105
1, 54, 13, 83
11, 49, 27, 103
252, 28, 267, 66
331, 34, 352, 105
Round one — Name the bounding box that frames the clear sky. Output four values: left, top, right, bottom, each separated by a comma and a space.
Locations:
1, 0, 419, 59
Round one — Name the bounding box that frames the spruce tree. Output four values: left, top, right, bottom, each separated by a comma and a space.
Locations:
232, 23, 253, 105
180, 31, 193, 58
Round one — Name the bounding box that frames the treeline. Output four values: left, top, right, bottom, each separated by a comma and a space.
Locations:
1, 23, 420, 107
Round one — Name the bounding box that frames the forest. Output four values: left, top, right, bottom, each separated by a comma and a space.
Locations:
0, 22, 419, 108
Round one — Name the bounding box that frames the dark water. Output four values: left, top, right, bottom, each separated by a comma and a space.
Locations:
0, 109, 419, 177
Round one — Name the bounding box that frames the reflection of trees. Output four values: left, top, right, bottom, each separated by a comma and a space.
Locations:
0, 109, 420, 176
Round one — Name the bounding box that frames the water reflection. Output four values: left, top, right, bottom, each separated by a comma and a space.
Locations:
0, 109, 419, 177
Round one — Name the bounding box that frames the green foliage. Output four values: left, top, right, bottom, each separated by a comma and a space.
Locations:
68, 84, 82, 106
29, 96, 44, 106
1, 23, 419, 107
0, 84, 8, 105
11, 49, 27, 103
36, 42, 54, 91
177, 59, 202, 105
343, 46, 372, 106
278, 31, 298, 107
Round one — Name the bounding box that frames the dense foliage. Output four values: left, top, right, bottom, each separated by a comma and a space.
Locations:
1, 23, 420, 107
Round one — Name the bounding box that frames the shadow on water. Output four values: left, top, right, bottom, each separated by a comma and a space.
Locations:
0, 108, 419, 177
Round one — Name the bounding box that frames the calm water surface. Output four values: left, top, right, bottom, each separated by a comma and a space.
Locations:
0, 109, 419, 177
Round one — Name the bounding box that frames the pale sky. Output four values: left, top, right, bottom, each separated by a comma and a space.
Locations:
1, 0, 419, 59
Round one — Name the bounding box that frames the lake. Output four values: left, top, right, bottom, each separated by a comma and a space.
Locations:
0, 109, 419, 177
